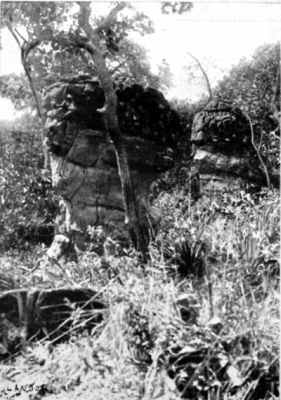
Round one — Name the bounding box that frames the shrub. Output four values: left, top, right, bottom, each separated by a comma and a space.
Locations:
0, 115, 57, 250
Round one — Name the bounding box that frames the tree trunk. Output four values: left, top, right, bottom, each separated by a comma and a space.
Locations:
21, 53, 50, 169
77, 2, 148, 257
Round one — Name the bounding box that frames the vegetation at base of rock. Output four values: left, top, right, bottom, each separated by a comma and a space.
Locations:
0, 185, 279, 399
0, 2, 279, 399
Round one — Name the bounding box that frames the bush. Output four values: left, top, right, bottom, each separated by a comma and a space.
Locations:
214, 43, 280, 181
0, 115, 57, 250
0, 117, 279, 400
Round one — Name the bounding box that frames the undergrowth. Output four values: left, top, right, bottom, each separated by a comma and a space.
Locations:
0, 188, 279, 400
0, 117, 57, 251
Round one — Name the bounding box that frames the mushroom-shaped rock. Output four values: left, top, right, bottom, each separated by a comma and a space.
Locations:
191, 99, 264, 191
191, 99, 250, 147
43, 76, 182, 249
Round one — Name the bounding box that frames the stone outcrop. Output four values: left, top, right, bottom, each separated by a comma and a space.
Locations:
44, 81, 268, 251
43, 76, 182, 248
191, 99, 265, 191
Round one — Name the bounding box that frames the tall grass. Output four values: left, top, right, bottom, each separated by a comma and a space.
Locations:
0, 188, 279, 399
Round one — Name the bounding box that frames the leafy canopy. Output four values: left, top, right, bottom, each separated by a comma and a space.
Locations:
214, 43, 280, 129
1, 1, 173, 109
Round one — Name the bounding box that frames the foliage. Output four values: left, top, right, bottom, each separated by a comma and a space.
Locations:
0, 186, 279, 399
214, 43, 280, 177
1, 2, 73, 40
0, 114, 57, 250
0, 2, 169, 110
153, 188, 279, 292
110, 39, 171, 90
161, 2, 193, 14
214, 43, 279, 127
169, 97, 203, 142
1, 1, 171, 253
170, 98, 195, 129
150, 191, 205, 277
0, 3, 279, 399
0, 74, 32, 110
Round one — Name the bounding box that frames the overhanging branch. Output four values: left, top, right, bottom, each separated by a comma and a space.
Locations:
186, 50, 213, 102
4, 17, 49, 168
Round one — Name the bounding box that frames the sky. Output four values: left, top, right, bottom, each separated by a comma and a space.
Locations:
0, 0, 280, 120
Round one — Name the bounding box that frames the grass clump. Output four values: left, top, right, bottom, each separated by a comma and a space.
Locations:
0, 187, 279, 399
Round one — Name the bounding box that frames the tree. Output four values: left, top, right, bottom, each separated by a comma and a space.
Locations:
73, 1, 148, 256
214, 43, 280, 129
1, 2, 73, 168
1, 2, 194, 255
1, 2, 160, 98
0, 74, 32, 110
109, 39, 170, 90
214, 43, 280, 182
1, 1, 192, 108
1, 1, 158, 256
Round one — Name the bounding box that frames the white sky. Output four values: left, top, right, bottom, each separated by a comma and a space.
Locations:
0, 0, 280, 119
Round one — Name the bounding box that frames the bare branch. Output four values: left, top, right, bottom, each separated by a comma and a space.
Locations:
14, 27, 27, 42
109, 61, 127, 75
4, 17, 49, 169
257, 127, 264, 151
244, 111, 271, 188
23, 39, 41, 58
186, 51, 213, 102
5, 20, 22, 47
21, 43, 43, 119
77, 1, 127, 37
74, 38, 96, 55
4, 19, 42, 117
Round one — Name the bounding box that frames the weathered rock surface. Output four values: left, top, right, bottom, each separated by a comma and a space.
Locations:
0, 287, 105, 355
191, 99, 265, 191
44, 77, 181, 147
43, 76, 181, 248
44, 82, 269, 251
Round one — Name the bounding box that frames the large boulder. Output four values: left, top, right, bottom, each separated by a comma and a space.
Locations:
191, 99, 265, 191
43, 76, 182, 249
